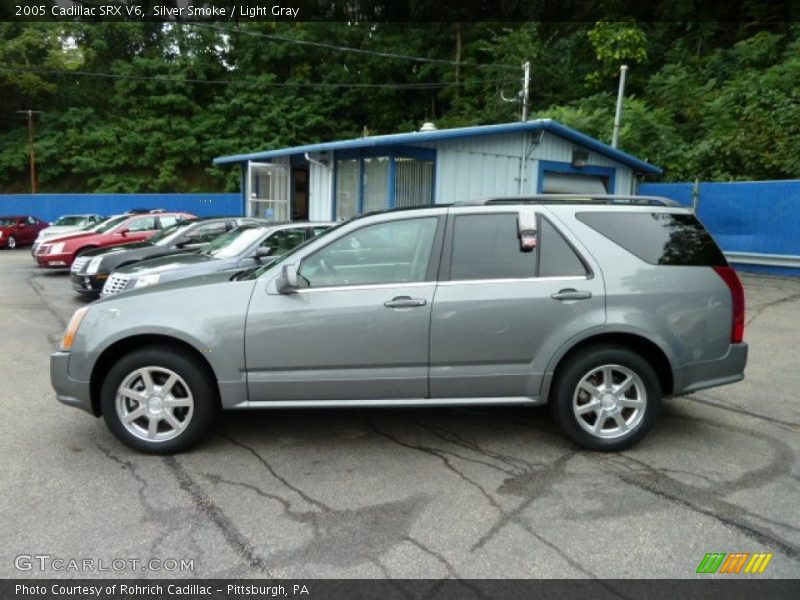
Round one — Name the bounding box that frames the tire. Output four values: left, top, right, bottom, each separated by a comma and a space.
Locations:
549, 344, 661, 452
7, 235, 16, 249
100, 346, 217, 454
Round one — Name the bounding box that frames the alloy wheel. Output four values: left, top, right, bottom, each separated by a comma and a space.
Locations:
115, 366, 194, 442
572, 364, 646, 440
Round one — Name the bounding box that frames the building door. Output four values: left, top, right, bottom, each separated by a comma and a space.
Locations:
248, 161, 291, 221
292, 168, 309, 221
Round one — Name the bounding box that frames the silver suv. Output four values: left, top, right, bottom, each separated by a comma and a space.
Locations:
51, 196, 747, 454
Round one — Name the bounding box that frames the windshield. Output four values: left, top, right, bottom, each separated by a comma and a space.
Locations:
54, 216, 87, 226
0, 218, 17, 227
235, 222, 344, 281
94, 215, 129, 234
203, 226, 265, 259
149, 222, 195, 247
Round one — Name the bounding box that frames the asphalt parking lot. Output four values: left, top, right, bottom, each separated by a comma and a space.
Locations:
1, 247, 798, 579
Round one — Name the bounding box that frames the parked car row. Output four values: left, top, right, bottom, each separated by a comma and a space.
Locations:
1, 209, 334, 300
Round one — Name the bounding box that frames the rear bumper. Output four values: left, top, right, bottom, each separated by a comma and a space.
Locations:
50, 351, 95, 415
70, 272, 106, 294
672, 343, 748, 395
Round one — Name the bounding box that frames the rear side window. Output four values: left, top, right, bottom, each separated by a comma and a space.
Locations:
539, 218, 588, 277
576, 212, 726, 266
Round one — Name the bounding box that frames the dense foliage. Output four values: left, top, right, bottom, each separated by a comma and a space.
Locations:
0, 12, 798, 192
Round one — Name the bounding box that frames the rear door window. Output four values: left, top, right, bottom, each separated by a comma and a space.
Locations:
576, 212, 726, 266
448, 213, 588, 280
450, 214, 536, 280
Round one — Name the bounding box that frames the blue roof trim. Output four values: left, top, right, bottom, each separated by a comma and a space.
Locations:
213, 119, 662, 175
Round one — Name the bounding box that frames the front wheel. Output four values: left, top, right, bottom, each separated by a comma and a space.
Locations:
549, 345, 661, 451
100, 347, 216, 454
7, 235, 16, 249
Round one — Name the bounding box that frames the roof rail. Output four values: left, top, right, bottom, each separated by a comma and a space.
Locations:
457, 194, 683, 208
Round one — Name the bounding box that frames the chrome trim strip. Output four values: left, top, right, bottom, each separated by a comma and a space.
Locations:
293, 275, 587, 293
437, 275, 588, 286
235, 397, 543, 409
294, 281, 434, 294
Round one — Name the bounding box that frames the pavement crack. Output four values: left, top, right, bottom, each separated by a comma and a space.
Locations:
418, 421, 543, 474
745, 291, 800, 326
163, 455, 272, 573
588, 451, 800, 560
686, 393, 800, 430
214, 430, 332, 512
364, 417, 503, 513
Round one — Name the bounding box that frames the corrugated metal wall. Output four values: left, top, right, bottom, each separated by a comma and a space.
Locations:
424, 131, 634, 203
0, 193, 242, 223
640, 180, 800, 275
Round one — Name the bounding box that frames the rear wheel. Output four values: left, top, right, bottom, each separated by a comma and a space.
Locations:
549, 345, 661, 451
101, 347, 216, 454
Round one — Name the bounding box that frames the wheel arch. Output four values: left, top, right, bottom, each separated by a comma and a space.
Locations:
89, 334, 221, 416
543, 331, 675, 402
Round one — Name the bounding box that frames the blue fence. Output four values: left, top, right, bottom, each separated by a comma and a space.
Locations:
639, 180, 800, 276
0, 193, 243, 223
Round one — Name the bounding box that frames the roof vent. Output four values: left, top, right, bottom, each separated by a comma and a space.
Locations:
419, 121, 437, 132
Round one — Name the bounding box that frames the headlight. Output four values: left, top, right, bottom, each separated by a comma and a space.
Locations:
0, 231, 3, 239
86, 256, 103, 275
134, 273, 161, 288
60, 306, 89, 351
50, 242, 65, 254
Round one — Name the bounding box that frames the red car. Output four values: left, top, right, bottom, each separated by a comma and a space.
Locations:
35, 211, 195, 268
0, 215, 49, 249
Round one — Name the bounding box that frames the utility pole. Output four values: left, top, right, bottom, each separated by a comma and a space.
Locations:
17, 110, 43, 193
521, 61, 530, 122
611, 65, 628, 149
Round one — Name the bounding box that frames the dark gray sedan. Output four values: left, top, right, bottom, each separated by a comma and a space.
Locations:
70, 217, 262, 295
100, 222, 333, 296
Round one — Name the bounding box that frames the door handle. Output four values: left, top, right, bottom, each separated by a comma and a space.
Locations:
551, 288, 592, 301
384, 296, 427, 308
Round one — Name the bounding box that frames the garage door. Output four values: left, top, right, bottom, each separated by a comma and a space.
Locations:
542, 172, 609, 194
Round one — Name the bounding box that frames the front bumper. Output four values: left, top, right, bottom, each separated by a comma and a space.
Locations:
36, 251, 73, 268
70, 272, 107, 294
673, 342, 748, 395
50, 351, 95, 415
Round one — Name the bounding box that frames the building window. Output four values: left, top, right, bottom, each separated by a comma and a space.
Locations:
335, 152, 435, 220
395, 158, 434, 208
363, 157, 390, 213
335, 158, 360, 220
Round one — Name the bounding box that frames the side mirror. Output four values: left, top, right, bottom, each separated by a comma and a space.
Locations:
254, 246, 273, 259
119, 228, 130, 236
276, 263, 300, 294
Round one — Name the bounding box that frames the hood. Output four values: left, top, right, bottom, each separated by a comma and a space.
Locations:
96, 269, 250, 302
39, 225, 85, 238
40, 230, 99, 244
82, 241, 153, 258
116, 252, 215, 275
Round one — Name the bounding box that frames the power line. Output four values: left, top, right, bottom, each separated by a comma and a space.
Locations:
190, 23, 519, 71
0, 65, 509, 89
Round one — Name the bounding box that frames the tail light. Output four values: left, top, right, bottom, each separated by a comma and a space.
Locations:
713, 266, 745, 343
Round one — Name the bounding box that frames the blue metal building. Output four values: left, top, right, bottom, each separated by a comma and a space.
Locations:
213, 119, 662, 222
